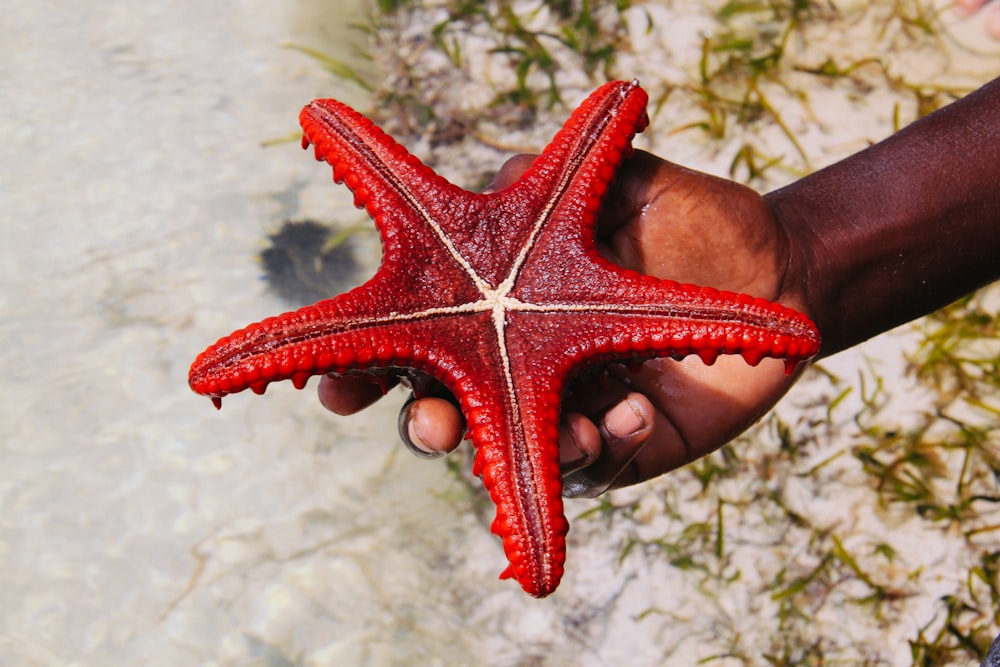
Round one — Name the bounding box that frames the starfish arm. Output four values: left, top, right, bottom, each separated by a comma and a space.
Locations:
515, 259, 821, 371
300, 98, 463, 214
300, 99, 487, 286
188, 281, 484, 403
495, 81, 649, 254
518, 294, 819, 379
187, 288, 406, 401
454, 336, 569, 598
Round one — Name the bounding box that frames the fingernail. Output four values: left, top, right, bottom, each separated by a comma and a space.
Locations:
398, 401, 445, 459
604, 398, 645, 439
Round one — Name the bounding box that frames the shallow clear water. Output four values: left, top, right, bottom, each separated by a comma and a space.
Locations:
0, 2, 475, 663
4, 2, 999, 665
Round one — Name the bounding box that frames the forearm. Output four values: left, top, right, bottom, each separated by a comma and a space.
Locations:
766, 77, 1000, 358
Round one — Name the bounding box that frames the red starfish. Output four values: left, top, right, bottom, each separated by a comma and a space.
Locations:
189, 80, 821, 598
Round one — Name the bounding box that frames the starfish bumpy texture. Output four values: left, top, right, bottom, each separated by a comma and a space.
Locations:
189, 80, 821, 597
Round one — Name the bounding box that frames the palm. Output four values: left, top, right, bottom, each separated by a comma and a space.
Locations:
562, 151, 809, 494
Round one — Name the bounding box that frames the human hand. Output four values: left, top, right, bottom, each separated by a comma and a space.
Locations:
318, 150, 815, 496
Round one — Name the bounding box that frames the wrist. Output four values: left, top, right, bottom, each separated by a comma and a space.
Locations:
765, 77, 1000, 358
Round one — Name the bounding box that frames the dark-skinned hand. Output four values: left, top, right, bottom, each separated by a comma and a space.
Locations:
316, 150, 814, 497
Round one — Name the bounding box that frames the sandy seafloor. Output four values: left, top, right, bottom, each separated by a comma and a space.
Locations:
2, 1, 1000, 666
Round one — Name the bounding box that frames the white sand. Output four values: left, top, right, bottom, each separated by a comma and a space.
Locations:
2, 1, 998, 665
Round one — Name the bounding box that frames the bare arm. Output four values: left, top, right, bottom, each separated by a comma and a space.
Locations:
769, 76, 1000, 357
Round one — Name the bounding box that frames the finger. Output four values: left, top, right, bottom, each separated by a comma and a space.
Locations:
558, 412, 601, 475
562, 363, 636, 419
398, 395, 465, 458
561, 393, 657, 498
482, 154, 537, 193
603, 394, 690, 491
318, 374, 392, 415
596, 150, 663, 233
